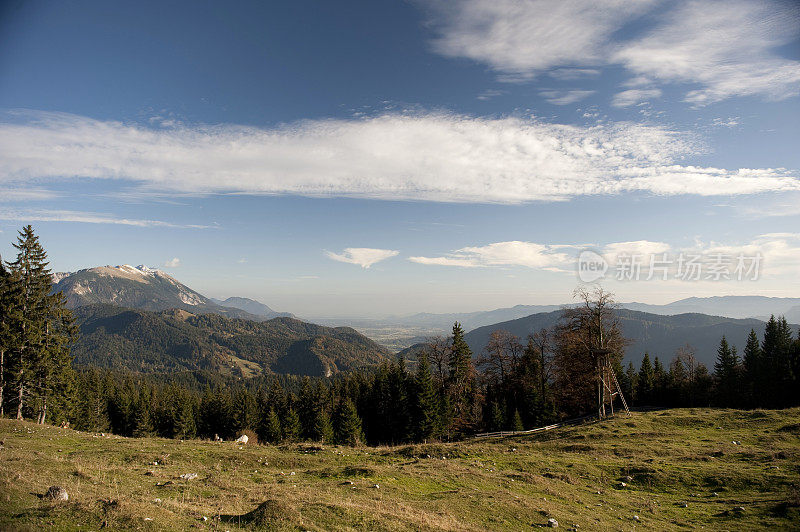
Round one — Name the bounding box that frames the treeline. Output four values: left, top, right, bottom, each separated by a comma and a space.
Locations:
620, 316, 800, 409
70, 323, 495, 445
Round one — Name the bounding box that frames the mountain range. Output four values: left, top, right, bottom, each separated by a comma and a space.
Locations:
463, 309, 800, 369
210, 296, 294, 319
347, 296, 800, 333
52, 264, 800, 376
52, 266, 389, 376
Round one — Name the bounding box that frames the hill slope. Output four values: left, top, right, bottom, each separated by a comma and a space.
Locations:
2, 408, 798, 530
465, 309, 800, 367
72, 305, 391, 377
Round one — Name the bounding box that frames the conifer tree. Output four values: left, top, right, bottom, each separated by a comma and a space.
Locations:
638, 353, 654, 404
311, 405, 334, 443
742, 329, 761, 407
486, 400, 503, 432
133, 389, 154, 437
282, 407, 301, 442
413, 354, 438, 441
334, 397, 364, 445
447, 322, 478, 434
6, 226, 76, 422
264, 407, 282, 443
510, 408, 524, 431
0, 257, 22, 417
713, 336, 740, 407
653, 357, 667, 404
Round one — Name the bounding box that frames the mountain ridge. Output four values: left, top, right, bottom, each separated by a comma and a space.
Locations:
72, 304, 392, 377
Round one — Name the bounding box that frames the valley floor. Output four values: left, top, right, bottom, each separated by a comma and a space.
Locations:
1, 408, 799, 530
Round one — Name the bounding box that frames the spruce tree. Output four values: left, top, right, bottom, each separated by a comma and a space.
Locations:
447, 322, 477, 435
282, 407, 301, 442
638, 353, 654, 404
653, 357, 667, 404
742, 329, 761, 407
264, 407, 282, 443
487, 400, 503, 432
713, 336, 739, 407
413, 354, 438, 441
6, 226, 76, 422
334, 397, 364, 446
0, 257, 22, 417
311, 405, 334, 443
133, 389, 154, 437
510, 409, 524, 431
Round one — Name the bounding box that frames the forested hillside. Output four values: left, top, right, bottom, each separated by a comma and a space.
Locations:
72, 305, 391, 377
465, 309, 799, 368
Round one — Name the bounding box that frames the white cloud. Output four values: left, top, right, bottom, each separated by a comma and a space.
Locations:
2, 110, 797, 204
326, 248, 399, 268
410, 241, 574, 269
408, 235, 800, 280
612, 88, 663, 108
421, 0, 800, 104
163, 257, 181, 268
424, 0, 653, 81
0, 187, 57, 202
548, 68, 601, 80
476, 89, 507, 100
613, 0, 800, 105
0, 207, 209, 228
539, 90, 595, 105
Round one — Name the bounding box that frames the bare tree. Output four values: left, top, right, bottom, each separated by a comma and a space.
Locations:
477, 330, 521, 385
529, 328, 554, 398
423, 336, 450, 390
552, 287, 630, 416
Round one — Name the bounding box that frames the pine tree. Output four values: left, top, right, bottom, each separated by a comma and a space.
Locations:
638, 353, 654, 404
653, 357, 667, 404
133, 389, 154, 437
311, 406, 334, 443
413, 354, 438, 441
742, 329, 761, 407
487, 400, 503, 432
0, 257, 22, 417
282, 407, 301, 442
334, 397, 364, 446
447, 322, 478, 435
509, 409, 524, 431
264, 407, 282, 443
6, 226, 76, 422
174, 391, 196, 439
713, 336, 739, 407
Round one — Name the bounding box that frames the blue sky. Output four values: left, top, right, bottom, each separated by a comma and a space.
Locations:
1, 0, 799, 317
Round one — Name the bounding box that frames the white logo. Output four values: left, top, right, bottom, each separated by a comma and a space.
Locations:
577, 250, 608, 283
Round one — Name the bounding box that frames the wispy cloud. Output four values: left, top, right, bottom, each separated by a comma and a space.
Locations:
539, 90, 595, 105
476, 89, 506, 100
0, 187, 58, 202
410, 241, 573, 270
163, 257, 181, 268
0, 207, 210, 228
326, 248, 399, 268
410, 235, 800, 279
421, 0, 800, 105
2, 110, 797, 204
612, 88, 662, 108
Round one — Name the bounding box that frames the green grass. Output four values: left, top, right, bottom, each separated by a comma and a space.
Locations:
1, 408, 799, 530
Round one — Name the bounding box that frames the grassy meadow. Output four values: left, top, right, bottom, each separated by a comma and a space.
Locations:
1, 408, 799, 530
